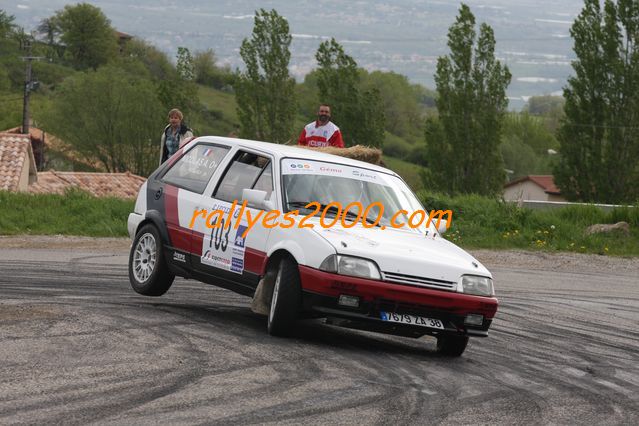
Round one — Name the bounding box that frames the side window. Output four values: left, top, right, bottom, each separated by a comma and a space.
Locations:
162, 144, 229, 194
214, 151, 272, 203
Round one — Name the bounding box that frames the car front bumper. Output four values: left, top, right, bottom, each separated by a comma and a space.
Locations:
298, 265, 498, 337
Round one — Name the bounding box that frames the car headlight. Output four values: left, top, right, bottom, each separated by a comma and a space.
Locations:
458, 275, 494, 296
319, 254, 381, 280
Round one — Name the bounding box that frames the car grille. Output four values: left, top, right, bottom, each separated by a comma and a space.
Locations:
382, 271, 456, 291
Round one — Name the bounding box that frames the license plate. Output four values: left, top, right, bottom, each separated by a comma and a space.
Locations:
380, 311, 444, 329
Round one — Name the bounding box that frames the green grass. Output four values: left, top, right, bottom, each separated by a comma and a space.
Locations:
195, 84, 239, 136
418, 192, 639, 256
2, 188, 637, 257
384, 156, 425, 192
0, 189, 133, 237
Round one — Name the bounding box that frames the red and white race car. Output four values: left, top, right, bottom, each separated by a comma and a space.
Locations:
127, 136, 498, 356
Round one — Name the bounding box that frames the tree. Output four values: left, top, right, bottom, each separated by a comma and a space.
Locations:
315, 38, 385, 147
176, 47, 194, 81
38, 66, 165, 176
37, 17, 63, 60
555, 0, 639, 203
122, 38, 174, 80
234, 9, 296, 143
54, 3, 118, 70
424, 4, 511, 195
0, 10, 16, 39
193, 48, 233, 89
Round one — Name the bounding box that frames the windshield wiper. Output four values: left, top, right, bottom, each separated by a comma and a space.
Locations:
286, 202, 381, 227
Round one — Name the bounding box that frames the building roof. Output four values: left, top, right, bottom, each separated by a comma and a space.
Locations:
28, 171, 146, 199
4, 126, 45, 141
3, 126, 103, 171
0, 132, 37, 191
504, 175, 561, 195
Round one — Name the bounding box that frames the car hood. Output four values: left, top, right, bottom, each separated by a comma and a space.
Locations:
312, 224, 490, 282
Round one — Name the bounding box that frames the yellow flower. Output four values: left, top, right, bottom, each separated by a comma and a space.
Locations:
604, 247, 609, 252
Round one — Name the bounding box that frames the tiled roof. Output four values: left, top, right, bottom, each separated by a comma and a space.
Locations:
29, 171, 146, 199
0, 132, 36, 191
504, 175, 561, 195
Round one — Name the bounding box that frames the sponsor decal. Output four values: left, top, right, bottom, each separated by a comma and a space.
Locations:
235, 225, 247, 247
173, 251, 186, 263
319, 166, 343, 174
200, 199, 247, 274
352, 170, 377, 180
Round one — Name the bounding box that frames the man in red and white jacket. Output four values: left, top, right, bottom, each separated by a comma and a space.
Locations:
297, 104, 345, 148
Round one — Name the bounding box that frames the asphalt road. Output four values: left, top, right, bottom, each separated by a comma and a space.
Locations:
0, 247, 638, 425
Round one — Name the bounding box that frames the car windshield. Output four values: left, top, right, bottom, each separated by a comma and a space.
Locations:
281, 158, 429, 233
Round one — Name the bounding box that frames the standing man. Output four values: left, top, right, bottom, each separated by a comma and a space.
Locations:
297, 104, 344, 148
160, 108, 194, 165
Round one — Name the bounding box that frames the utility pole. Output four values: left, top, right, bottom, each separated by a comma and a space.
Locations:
21, 38, 43, 135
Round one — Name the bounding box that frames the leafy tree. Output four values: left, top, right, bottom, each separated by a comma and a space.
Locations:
360, 70, 423, 139
38, 66, 165, 175
193, 49, 233, 89
315, 38, 385, 147
155, 47, 199, 119
37, 17, 60, 47
524, 95, 564, 134
122, 38, 173, 80
36, 17, 63, 60
424, 4, 511, 195
0, 10, 16, 39
176, 46, 194, 81
54, 3, 118, 70
555, 0, 639, 203
503, 112, 558, 156
234, 9, 296, 143
499, 112, 558, 179
525, 95, 564, 117
12, 27, 33, 51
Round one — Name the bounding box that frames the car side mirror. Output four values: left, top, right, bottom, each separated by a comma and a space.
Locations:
242, 188, 274, 210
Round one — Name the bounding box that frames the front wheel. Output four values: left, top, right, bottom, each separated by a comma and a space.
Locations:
436, 334, 469, 357
128, 224, 175, 296
267, 257, 301, 336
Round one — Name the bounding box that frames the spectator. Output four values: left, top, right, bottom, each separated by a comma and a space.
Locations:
297, 104, 344, 148
160, 108, 194, 165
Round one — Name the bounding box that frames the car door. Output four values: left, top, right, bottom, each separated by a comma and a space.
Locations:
158, 142, 231, 268
189, 149, 276, 295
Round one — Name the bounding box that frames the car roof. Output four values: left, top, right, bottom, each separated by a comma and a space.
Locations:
192, 135, 398, 177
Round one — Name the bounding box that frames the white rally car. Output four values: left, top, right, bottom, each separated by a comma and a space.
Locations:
128, 136, 498, 356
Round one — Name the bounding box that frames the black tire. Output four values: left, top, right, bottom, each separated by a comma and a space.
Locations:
128, 224, 175, 296
436, 334, 469, 357
267, 257, 302, 336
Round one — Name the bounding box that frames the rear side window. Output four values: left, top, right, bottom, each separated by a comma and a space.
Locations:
162, 144, 229, 194
214, 151, 272, 203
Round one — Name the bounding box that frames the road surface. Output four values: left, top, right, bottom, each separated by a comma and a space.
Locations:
0, 243, 637, 424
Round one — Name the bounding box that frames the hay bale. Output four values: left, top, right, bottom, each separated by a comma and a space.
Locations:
299, 145, 384, 166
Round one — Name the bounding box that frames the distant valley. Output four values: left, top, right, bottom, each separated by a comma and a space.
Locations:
6, 0, 585, 109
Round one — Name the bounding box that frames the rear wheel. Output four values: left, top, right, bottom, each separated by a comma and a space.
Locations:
267, 257, 301, 336
436, 334, 469, 357
128, 224, 175, 296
